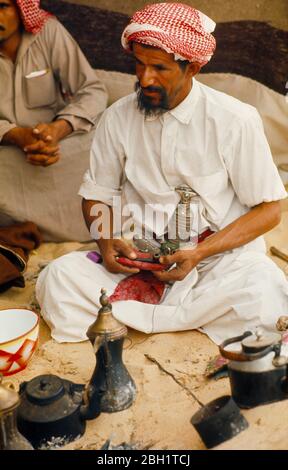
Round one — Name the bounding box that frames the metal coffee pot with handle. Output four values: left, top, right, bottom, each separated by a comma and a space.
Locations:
0, 375, 33, 450
219, 330, 288, 408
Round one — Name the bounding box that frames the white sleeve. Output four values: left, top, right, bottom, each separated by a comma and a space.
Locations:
78, 108, 125, 205
223, 108, 287, 207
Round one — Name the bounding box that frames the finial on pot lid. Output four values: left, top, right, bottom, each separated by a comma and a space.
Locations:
86, 288, 127, 342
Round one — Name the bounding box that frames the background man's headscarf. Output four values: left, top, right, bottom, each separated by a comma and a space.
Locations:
121, 2, 216, 66
15, 0, 52, 34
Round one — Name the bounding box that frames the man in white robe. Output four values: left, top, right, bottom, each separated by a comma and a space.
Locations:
36, 3, 288, 344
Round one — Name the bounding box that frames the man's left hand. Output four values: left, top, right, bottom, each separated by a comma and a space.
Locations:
153, 248, 202, 282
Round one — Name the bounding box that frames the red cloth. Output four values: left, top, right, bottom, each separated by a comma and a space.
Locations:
121, 2, 216, 66
109, 271, 165, 305
16, 0, 52, 34
109, 229, 215, 305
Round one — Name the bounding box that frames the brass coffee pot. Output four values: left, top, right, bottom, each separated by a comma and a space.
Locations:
0, 375, 33, 450
82, 288, 137, 416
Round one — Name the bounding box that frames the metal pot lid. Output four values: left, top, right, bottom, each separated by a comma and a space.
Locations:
86, 288, 127, 342
25, 374, 65, 405
242, 331, 281, 353
0, 375, 19, 413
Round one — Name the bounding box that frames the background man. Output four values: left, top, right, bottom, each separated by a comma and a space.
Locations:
36, 3, 287, 344
0, 0, 107, 240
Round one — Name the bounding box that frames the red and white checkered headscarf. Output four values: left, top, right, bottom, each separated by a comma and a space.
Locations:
121, 2, 216, 66
16, 0, 52, 34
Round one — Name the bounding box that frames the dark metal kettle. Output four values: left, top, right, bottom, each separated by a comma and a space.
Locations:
17, 374, 86, 449
219, 330, 288, 408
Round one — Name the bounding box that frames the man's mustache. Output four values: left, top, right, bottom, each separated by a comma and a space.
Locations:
142, 86, 163, 93
135, 81, 165, 95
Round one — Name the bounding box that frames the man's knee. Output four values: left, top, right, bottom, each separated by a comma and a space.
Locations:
38, 253, 76, 287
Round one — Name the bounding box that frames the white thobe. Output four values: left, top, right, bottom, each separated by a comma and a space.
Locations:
36, 79, 288, 344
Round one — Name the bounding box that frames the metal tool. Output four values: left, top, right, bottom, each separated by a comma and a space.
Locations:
133, 184, 199, 258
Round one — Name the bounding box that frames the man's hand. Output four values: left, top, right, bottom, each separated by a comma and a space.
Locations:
2, 120, 72, 167
153, 249, 202, 282
31, 119, 72, 146
97, 238, 140, 275
3, 126, 59, 166
25, 120, 72, 166
154, 200, 282, 283
25, 125, 60, 166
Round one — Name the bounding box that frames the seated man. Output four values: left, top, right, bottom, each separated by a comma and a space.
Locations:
0, 0, 107, 241
36, 3, 288, 344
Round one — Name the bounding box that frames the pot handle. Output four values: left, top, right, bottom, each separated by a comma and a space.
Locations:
219, 331, 281, 362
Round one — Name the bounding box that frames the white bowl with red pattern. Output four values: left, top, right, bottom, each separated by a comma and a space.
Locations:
0, 308, 39, 376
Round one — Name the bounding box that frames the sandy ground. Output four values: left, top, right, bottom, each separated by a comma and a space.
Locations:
1, 198, 287, 450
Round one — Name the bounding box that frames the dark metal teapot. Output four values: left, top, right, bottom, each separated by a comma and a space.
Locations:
17, 375, 86, 449
219, 330, 288, 408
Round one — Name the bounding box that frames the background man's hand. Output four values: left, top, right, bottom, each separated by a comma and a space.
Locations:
2, 120, 72, 167
97, 238, 140, 275
153, 248, 202, 282
3, 126, 59, 166
25, 120, 72, 166
32, 120, 72, 146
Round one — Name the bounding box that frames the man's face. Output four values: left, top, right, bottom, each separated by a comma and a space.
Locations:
133, 42, 198, 117
0, 0, 21, 44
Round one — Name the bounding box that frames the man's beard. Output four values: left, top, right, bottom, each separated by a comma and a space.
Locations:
0, 26, 6, 42
135, 81, 169, 118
